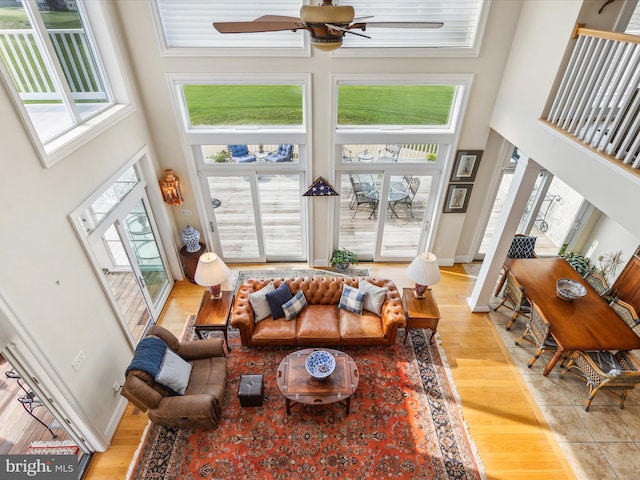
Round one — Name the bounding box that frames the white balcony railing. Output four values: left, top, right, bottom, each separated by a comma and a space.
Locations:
545, 27, 640, 169
0, 29, 107, 101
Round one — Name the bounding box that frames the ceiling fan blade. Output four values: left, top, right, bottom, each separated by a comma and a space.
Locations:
361, 21, 444, 29
253, 15, 303, 23
352, 16, 374, 22
213, 21, 303, 34
326, 23, 371, 39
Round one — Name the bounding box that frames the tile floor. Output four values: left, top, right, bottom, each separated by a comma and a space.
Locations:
489, 305, 640, 480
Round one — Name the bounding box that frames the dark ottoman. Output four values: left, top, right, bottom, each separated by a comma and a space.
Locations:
238, 374, 264, 407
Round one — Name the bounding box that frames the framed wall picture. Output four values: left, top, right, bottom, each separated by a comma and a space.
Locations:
443, 183, 473, 213
450, 150, 483, 182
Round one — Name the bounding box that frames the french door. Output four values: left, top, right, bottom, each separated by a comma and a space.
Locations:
73, 165, 172, 343
337, 171, 438, 261
202, 173, 306, 262
90, 195, 171, 342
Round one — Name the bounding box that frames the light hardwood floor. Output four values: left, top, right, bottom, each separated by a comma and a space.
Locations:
85, 263, 575, 480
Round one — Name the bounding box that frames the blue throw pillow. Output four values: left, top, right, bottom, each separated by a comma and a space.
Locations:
282, 291, 308, 320
265, 283, 293, 320
338, 285, 365, 315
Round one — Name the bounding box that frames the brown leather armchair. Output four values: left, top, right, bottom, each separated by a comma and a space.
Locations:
121, 325, 227, 429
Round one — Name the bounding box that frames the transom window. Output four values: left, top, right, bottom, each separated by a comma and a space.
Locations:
182, 84, 304, 128
154, 0, 487, 54
337, 85, 455, 127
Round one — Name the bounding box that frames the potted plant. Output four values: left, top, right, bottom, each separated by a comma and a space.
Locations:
330, 248, 358, 271
561, 251, 591, 276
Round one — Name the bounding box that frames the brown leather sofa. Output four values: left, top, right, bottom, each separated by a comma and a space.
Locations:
121, 325, 227, 429
231, 276, 405, 347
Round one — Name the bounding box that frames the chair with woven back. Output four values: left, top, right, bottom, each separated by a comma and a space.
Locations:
609, 298, 640, 329
515, 302, 559, 368
583, 268, 611, 298
560, 350, 640, 411
494, 234, 538, 297
493, 270, 531, 330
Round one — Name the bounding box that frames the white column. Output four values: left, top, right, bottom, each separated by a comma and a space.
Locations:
466, 155, 542, 311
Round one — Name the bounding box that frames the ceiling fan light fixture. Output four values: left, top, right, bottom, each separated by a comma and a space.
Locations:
310, 38, 343, 51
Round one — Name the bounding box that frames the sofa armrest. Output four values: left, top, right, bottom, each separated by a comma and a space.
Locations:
230, 282, 259, 345
150, 393, 221, 427
177, 338, 225, 360
377, 281, 406, 336
121, 371, 164, 411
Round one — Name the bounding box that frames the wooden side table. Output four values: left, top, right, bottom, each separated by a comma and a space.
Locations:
179, 242, 205, 283
402, 287, 441, 343
194, 290, 233, 351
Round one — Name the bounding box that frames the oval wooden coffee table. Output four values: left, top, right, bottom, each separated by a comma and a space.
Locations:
276, 348, 359, 416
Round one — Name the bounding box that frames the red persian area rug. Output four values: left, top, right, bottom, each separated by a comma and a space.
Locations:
127, 318, 484, 480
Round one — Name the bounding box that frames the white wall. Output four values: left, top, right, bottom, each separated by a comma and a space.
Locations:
583, 215, 638, 284
0, 6, 164, 447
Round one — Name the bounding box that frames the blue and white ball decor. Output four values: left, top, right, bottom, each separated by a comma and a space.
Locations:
305, 350, 336, 381
181, 225, 201, 253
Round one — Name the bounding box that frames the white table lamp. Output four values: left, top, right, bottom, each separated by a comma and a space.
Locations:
407, 252, 441, 299
194, 251, 230, 300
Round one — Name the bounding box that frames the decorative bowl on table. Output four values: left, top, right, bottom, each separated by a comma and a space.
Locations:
305, 350, 336, 381
556, 278, 587, 301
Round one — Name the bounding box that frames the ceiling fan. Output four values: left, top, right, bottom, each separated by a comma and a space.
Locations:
213, 0, 444, 51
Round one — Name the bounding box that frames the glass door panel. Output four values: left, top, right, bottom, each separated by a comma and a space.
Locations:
205, 174, 306, 261
380, 175, 432, 257
207, 176, 260, 259
338, 173, 378, 258
121, 201, 171, 309
258, 174, 304, 259
99, 225, 151, 343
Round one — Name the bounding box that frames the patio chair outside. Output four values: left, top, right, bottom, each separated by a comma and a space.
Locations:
388, 176, 420, 218
560, 350, 640, 411
377, 144, 401, 162
265, 144, 294, 162
227, 145, 256, 163
349, 175, 378, 219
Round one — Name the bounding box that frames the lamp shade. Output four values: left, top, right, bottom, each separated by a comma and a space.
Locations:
194, 252, 230, 299
407, 252, 441, 298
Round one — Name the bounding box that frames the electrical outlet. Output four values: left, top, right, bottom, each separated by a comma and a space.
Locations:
72, 350, 86, 372
112, 381, 122, 392
182, 209, 192, 216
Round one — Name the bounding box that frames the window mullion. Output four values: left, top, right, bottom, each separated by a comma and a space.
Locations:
23, 0, 82, 122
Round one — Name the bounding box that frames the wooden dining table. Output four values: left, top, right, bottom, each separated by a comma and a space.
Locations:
506, 257, 640, 376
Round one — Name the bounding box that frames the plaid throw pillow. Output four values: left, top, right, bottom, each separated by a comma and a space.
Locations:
338, 285, 365, 315
282, 291, 308, 321
507, 236, 537, 258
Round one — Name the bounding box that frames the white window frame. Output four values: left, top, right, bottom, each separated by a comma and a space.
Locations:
0, 0, 135, 167
333, 74, 474, 255
151, 0, 490, 58
167, 74, 312, 261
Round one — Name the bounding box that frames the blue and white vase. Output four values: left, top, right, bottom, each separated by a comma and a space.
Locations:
181, 225, 201, 253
